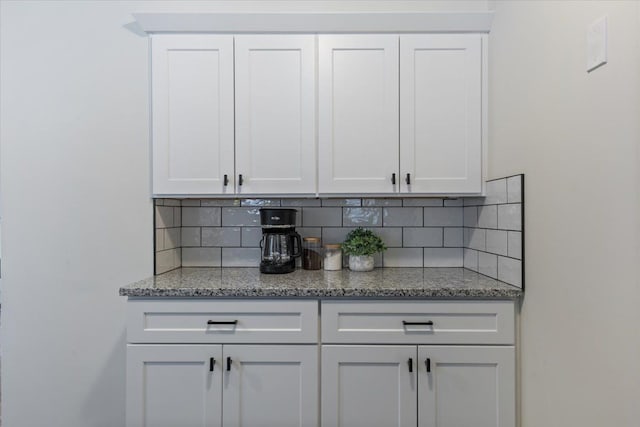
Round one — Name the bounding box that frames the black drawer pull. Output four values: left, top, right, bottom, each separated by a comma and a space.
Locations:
238, 174, 244, 186
402, 321, 434, 326
207, 320, 238, 325
425, 358, 431, 373
405, 173, 411, 185
391, 173, 396, 185
227, 357, 232, 371
223, 174, 229, 186
209, 357, 216, 372
408, 358, 413, 373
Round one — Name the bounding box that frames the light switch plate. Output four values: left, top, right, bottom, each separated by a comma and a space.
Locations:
587, 15, 607, 72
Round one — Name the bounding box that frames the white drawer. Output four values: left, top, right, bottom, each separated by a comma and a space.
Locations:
321, 300, 515, 345
127, 299, 318, 343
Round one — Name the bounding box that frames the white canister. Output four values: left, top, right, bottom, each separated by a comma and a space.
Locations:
323, 244, 342, 271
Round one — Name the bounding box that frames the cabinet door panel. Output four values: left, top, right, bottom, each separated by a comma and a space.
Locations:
400, 35, 482, 194
418, 346, 515, 427
322, 345, 416, 427
235, 36, 316, 194
319, 35, 399, 194
126, 345, 222, 427
152, 35, 234, 195
223, 345, 318, 427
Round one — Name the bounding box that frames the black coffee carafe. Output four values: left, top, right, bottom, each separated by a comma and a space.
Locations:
259, 208, 302, 274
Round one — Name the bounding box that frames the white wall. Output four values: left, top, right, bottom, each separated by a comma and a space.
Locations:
0, 1, 490, 426
488, 1, 640, 426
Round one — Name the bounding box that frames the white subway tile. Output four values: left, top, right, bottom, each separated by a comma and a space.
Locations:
182, 207, 222, 227
485, 179, 508, 205
202, 227, 241, 247
222, 248, 261, 267
507, 175, 523, 203
478, 252, 498, 279
463, 197, 485, 206
240, 199, 281, 207
164, 228, 181, 250
444, 228, 463, 247
402, 198, 444, 207
174, 207, 182, 227
302, 208, 342, 227
463, 206, 478, 227
383, 248, 423, 267
182, 248, 221, 267
371, 227, 403, 247
498, 204, 522, 231
201, 199, 239, 207
363, 198, 402, 207
181, 199, 201, 206
444, 198, 463, 207
463, 249, 479, 271
508, 231, 522, 259
322, 198, 361, 207
221, 207, 261, 227
403, 227, 443, 247
383, 208, 423, 227
424, 207, 463, 226
155, 206, 174, 229
478, 205, 498, 229
344, 208, 382, 226
281, 198, 321, 207
424, 248, 463, 267
322, 227, 353, 245
155, 230, 164, 251
181, 227, 201, 247
241, 227, 262, 247
155, 249, 178, 274
498, 256, 522, 288
486, 229, 508, 256
164, 199, 181, 207
467, 228, 486, 251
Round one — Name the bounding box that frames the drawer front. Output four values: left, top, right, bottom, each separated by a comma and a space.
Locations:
321, 300, 514, 345
127, 299, 318, 344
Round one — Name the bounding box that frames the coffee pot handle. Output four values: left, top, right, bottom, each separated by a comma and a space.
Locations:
292, 232, 302, 258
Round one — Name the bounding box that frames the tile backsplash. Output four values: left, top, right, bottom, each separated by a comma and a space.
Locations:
154, 174, 524, 288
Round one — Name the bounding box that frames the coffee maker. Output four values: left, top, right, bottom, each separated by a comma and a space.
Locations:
259, 208, 302, 274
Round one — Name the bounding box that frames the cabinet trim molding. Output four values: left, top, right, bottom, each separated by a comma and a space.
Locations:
133, 12, 494, 34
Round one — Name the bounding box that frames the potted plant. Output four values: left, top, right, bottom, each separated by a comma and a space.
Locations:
342, 228, 387, 272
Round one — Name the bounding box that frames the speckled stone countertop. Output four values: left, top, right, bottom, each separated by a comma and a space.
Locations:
120, 267, 522, 298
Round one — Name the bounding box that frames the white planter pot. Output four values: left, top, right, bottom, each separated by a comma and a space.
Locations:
349, 255, 375, 272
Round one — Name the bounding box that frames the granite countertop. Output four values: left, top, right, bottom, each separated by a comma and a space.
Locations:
120, 267, 522, 298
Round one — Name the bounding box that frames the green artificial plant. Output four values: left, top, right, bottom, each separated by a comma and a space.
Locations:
342, 228, 387, 256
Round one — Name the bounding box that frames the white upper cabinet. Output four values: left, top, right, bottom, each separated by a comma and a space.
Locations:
152, 35, 235, 195
235, 36, 316, 195
150, 30, 485, 196
400, 35, 483, 194
318, 35, 400, 194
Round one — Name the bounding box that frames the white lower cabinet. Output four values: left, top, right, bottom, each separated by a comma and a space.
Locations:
321, 346, 417, 427
126, 299, 515, 427
322, 345, 514, 427
418, 346, 515, 427
127, 344, 317, 427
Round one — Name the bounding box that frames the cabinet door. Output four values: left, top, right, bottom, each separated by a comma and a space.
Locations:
152, 35, 235, 195
126, 345, 223, 427
400, 35, 482, 194
318, 35, 400, 194
322, 345, 417, 427
418, 346, 515, 427
235, 36, 316, 195
223, 345, 318, 427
